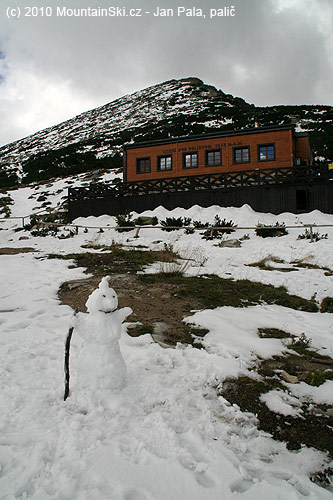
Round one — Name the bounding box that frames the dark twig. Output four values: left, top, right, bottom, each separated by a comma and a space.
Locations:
64, 309, 79, 401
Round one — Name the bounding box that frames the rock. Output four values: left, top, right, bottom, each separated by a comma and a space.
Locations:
281, 371, 299, 384
218, 239, 242, 248
151, 333, 175, 349
67, 282, 83, 290
19, 236, 30, 240
153, 322, 171, 335
326, 408, 333, 418
127, 322, 143, 330
312, 408, 326, 416
151, 322, 175, 349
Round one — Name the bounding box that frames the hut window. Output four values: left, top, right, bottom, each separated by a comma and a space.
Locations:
183, 152, 198, 169
206, 149, 222, 166
233, 146, 250, 164
157, 155, 172, 171
136, 157, 151, 174
258, 144, 275, 161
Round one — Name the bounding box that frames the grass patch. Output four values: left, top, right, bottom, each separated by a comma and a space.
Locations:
258, 327, 290, 339
220, 376, 333, 457
81, 243, 149, 250
48, 244, 179, 274
286, 333, 312, 356
139, 274, 319, 312
250, 257, 333, 276
248, 256, 297, 272
255, 222, 288, 238
291, 259, 333, 276
304, 369, 333, 387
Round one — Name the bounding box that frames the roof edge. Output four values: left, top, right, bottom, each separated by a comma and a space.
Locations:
123, 124, 295, 150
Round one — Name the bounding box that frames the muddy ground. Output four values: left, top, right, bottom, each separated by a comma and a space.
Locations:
58, 264, 333, 483
0, 247, 37, 254
59, 273, 206, 346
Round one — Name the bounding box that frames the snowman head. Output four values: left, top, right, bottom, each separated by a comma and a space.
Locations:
85, 276, 118, 314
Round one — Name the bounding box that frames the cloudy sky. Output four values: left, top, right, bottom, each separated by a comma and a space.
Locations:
0, 0, 332, 147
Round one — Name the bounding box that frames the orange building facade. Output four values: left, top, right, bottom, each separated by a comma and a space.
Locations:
123, 125, 313, 183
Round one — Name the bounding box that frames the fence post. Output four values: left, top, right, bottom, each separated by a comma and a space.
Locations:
309, 225, 314, 243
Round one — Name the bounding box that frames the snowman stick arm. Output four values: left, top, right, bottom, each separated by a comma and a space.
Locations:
64, 308, 79, 401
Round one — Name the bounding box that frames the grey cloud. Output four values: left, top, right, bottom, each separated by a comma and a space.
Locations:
0, 0, 332, 146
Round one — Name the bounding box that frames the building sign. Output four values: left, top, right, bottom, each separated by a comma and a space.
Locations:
162, 141, 243, 154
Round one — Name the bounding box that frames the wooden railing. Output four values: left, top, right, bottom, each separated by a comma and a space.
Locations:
68, 164, 332, 202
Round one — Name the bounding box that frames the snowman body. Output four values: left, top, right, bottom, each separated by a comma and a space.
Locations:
74, 277, 132, 393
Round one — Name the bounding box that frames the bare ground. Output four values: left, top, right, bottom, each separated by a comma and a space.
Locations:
58, 269, 333, 477
58, 273, 206, 346
0, 247, 38, 254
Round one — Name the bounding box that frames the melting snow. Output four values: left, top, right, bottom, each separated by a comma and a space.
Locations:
0, 179, 332, 499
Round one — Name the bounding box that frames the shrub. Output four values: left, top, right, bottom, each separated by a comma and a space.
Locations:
161, 216, 192, 231
202, 215, 237, 240
320, 297, 333, 313
31, 225, 58, 237
255, 222, 288, 238
183, 219, 210, 235
193, 220, 210, 229
297, 229, 328, 242
115, 212, 136, 232
134, 216, 158, 226
24, 216, 39, 231
287, 333, 312, 354
0, 195, 14, 217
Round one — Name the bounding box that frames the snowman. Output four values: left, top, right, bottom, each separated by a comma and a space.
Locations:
73, 276, 132, 395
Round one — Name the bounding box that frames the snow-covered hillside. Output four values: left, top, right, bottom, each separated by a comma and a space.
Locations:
0, 78, 242, 181
0, 179, 333, 499
1, 77, 332, 187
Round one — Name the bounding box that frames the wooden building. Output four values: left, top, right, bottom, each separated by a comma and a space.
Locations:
69, 124, 333, 219
123, 125, 313, 183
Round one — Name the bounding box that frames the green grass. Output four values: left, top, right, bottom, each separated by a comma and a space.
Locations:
50, 249, 319, 313
139, 273, 319, 312
305, 369, 333, 387
48, 244, 179, 274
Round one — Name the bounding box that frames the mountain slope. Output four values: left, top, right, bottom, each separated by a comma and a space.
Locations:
1, 77, 332, 188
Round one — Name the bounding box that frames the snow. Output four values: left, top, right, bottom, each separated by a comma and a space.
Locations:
260, 390, 303, 417
286, 380, 333, 406
0, 180, 333, 498
74, 277, 132, 396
